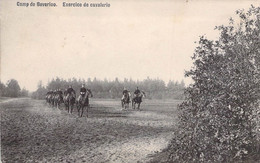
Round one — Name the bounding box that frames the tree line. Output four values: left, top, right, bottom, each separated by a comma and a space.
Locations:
0, 79, 29, 97
31, 77, 185, 100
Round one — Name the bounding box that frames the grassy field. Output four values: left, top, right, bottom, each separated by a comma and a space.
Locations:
0, 98, 181, 162
0, 97, 11, 102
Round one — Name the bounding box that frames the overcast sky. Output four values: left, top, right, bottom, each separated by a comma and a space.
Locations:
1, 0, 259, 91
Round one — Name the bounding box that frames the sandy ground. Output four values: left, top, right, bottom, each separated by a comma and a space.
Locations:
0, 98, 180, 162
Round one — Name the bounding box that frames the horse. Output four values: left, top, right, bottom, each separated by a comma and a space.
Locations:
76, 90, 93, 117
50, 94, 56, 107
45, 94, 49, 104
132, 91, 145, 110
54, 93, 63, 109
46, 94, 51, 105
121, 92, 131, 110
47, 94, 53, 106
64, 93, 76, 114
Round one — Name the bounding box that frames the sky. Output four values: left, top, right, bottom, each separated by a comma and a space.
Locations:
1, 0, 260, 91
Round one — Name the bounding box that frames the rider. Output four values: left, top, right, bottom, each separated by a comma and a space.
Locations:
53, 89, 57, 96
57, 89, 63, 97
78, 84, 92, 101
80, 84, 87, 95
67, 85, 76, 98
46, 90, 50, 100
56, 89, 62, 94
64, 88, 68, 96
133, 87, 141, 102
134, 87, 141, 95
121, 87, 130, 103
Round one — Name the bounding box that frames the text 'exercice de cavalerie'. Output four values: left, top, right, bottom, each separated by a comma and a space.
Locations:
16, 2, 111, 8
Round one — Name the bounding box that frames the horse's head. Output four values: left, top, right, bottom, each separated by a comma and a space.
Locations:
123, 92, 129, 99
141, 91, 146, 98
86, 89, 93, 98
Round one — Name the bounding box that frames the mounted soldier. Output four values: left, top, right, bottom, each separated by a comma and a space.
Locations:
54, 89, 63, 108
57, 88, 63, 99
77, 84, 93, 117
122, 87, 130, 101
121, 87, 131, 108
64, 88, 68, 97
133, 87, 141, 101
45, 91, 50, 103
132, 87, 145, 110
64, 85, 76, 113
67, 85, 76, 98
78, 84, 92, 102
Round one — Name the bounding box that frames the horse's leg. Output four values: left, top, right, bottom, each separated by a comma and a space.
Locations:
57, 100, 59, 108
86, 105, 88, 118
77, 104, 80, 116
77, 105, 80, 117
80, 106, 85, 117
138, 103, 141, 110
71, 104, 74, 114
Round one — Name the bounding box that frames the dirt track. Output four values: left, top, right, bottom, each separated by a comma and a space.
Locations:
1, 98, 179, 163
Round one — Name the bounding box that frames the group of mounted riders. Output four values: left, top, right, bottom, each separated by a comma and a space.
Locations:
45, 84, 145, 117
46, 84, 93, 117
121, 87, 146, 110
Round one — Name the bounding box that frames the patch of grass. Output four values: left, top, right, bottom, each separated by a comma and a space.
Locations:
1, 98, 180, 162
0, 97, 11, 102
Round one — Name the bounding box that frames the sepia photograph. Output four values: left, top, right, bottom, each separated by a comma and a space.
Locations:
1, 0, 260, 162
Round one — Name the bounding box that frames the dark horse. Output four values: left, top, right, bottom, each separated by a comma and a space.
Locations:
76, 90, 93, 117
54, 93, 63, 109
50, 94, 55, 107
45, 94, 49, 104
121, 92, 130, 110
64, 93, 76, 114
132, 91, 145, 110
46, 94, 52, 105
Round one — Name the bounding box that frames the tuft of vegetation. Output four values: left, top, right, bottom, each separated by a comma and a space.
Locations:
164, 5, 260, 162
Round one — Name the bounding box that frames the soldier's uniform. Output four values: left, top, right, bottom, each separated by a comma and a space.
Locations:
133, 87, 141, 102
80, 87, 87, 96
66, 87, 76, 99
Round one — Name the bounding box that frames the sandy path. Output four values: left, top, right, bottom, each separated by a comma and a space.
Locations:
1, 98, 178, 163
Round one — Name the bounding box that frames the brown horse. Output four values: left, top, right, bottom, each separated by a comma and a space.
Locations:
76, 90, 93, 117
54, 93, 63, 109
46, 94, 52, 106
132, 91, 145, 110
64, 93, 76, 114
121, 92, 130, 110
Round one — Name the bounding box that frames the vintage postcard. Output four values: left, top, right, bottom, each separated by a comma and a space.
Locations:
1, 0, 259, 162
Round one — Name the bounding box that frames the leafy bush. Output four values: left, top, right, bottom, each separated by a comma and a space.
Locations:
166, 6, 260, 162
